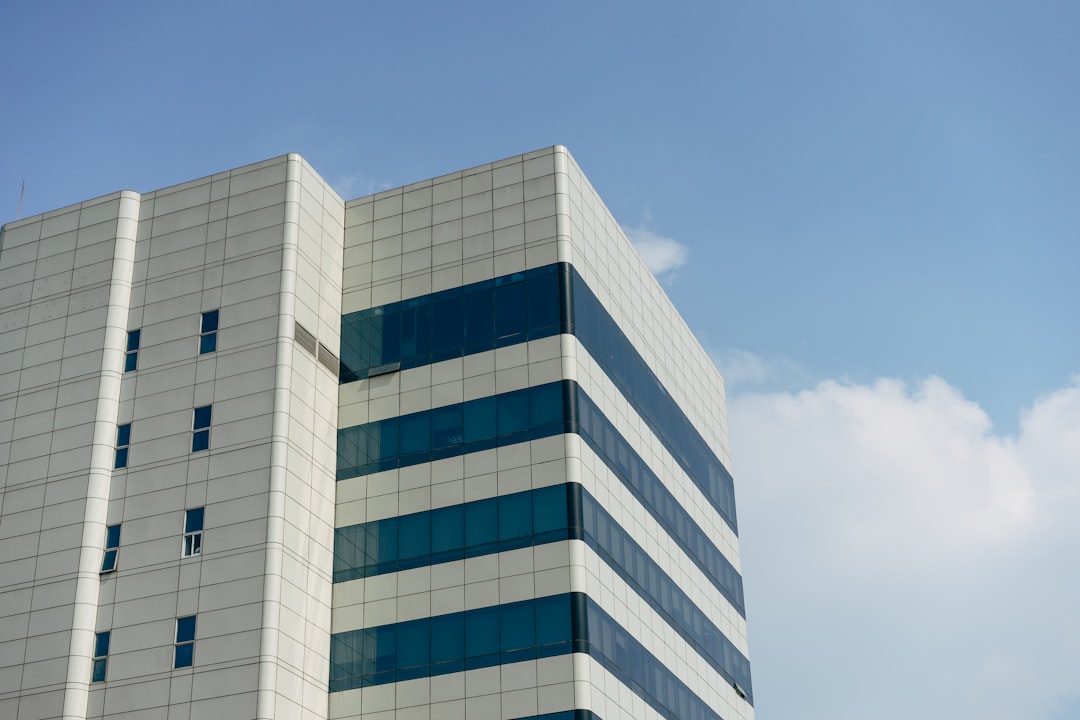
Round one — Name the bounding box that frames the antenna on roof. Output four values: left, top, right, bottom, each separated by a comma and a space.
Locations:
17, 180, 24, 219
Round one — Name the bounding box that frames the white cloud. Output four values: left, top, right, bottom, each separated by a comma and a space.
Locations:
730, 376, 1080, 720
625, 226, 689, 276
329, 172, 394, 200
711, 347, 812, 392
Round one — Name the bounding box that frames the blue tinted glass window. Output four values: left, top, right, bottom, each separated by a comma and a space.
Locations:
432, 298, 462, 356
184, 508, 204, 533
126, 330, 140, 351
396, 621, 429, 669
497, 391, 529, 436
529, 383, 563, 428
176, 616, 196, 643
105, 524, 121, 548
498, 492, 531, 543
465, 606, 499, 659
397, 513, 429, 561
95, 630, 110, 657
430, 405, 463, 449
398, 413, 430, 456
113, 448, 128, 469
430, 613, 463, 665
535, 594, 570, 647
375, 518, 398, 565
124, 352, 137, 372
462, 292, 493, 348
399, 305, 432, 361
431, 505, 463, 555
494, 282, 527, 342
527, 272, 560, 333
116, 424, 131, 447
463, 396, 496, 443
199, 334, 217, 354
532, 485, 567, 535
464, 497, 497, 550
174, 643, 193, 668
200, 310, 219, 333
191, 430, 209, 452
500, 602, 535, 652
193, 406, 212, 430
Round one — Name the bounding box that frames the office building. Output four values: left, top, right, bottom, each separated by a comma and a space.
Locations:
0, 147, 752, 720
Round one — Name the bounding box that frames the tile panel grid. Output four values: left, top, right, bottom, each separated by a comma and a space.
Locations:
557, 150, 729, 464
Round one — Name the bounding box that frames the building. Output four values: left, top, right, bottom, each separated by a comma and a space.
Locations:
0, 147, 752, 720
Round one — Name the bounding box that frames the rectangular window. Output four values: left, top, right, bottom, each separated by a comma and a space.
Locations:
124, 329, 140, 372
174, 616, 196, 668
92, 631, 110, 682
199, 310, 218, 354
114, 423, 131, 469
192, 405, 211, 452
182, 507, 204, 558
101, 524, 121, 573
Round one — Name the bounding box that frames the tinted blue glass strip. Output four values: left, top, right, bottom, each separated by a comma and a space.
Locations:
339, 264, 562, 383
512, 713, 600, 720
580, 489, 752, 700
329, 594, 575, 691
336, 382, 744, 615
330, 593, 734, 717
580, 595, 731, 720
333, 483, 751, 695
336, 381, 570, 479
333, 484, 574, 582
573, 386, 745, 615
567, 266, 737, 532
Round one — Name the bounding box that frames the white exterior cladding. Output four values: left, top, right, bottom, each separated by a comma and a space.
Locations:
0, 147, 751, 720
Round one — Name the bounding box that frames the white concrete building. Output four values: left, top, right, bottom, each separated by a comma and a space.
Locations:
0, 147, 752, 720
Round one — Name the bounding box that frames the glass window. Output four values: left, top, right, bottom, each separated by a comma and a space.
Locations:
493, 281, 526, 342
124, 329, 140, 372
192, 406, 211, 452
101, 524, 121, 573
199, 310, 219, 354
430, 613, 464, 666
92, 630, 110, 682
114, 423, 131, 469
182, 508, 203, 558
174, 616, 196, 668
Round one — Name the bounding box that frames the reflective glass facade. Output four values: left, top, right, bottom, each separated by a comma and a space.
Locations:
333, 482, 752, 695
336, 381, 744, 614
331, 593, 729, 720
338, 263, 738, 533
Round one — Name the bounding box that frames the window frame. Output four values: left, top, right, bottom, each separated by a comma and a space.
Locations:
92, 630, 110, 682
114, 423, 131, 469
191, 405, 212, 452
124, 329, 140, 372
100, 524, 121, 573
182, 507, 204, 558
174, 615, 196, 668
199, 309, 219, 354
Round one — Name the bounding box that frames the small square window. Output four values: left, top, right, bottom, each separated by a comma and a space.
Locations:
175, 616, 196, 668
92, 631, 110, 682
182, 508, 204, 558
114, 423, 131, 469
200, 310, 219, 355
124, 330, 140, 372
192, 406, 212, 452
101, 524, 121, 573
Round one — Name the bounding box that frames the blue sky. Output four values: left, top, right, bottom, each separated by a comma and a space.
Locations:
3, 2, 1078, 718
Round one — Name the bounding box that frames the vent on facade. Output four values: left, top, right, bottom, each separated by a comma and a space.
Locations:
294, 322, 317, 356
317, 343, 340, 378
367, 362, 400, 378
733, 682, 747, 699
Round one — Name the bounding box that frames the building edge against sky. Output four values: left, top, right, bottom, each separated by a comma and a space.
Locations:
0, 146, 752, 720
